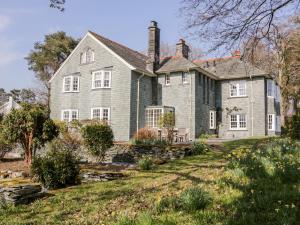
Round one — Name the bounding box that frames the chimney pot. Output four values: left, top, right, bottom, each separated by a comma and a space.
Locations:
232, 50, 241, 57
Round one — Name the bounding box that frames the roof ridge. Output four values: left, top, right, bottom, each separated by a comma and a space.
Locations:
88, 31, 148, 60
193, 55, 240, 63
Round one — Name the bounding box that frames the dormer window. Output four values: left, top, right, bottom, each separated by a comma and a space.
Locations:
80, 48, 94, 64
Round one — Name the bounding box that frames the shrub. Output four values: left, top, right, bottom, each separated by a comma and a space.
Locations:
156, 187, 211, 213
284, 114, 300, 140
156, 196, 182, 213
133, 128, 157, 142
138, 157, 153, 171
179, 187, 211, 211
81, 123, 114, 161
192, 141, 209, 155
31, 140, 80, 189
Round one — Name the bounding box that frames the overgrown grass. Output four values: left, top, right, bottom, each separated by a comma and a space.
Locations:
0, 137, 299, 225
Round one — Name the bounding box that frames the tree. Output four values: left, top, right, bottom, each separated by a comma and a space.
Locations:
158, 112, 176, 144
49, 0, 66, 11
181, 0, 299, 52
25, 32, 78, 112
1, 103, 59, 166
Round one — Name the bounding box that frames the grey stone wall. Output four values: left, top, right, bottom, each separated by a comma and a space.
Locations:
217, 77, 267, 138
157, 71, 196, 140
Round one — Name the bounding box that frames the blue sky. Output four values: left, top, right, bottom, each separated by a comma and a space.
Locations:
0, 0, 213, 91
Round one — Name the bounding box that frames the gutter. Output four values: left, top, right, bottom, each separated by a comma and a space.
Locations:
136, 72, 145, 138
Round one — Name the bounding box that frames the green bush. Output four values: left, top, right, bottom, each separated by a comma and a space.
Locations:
138, 157, 153, 171
179, 187, 211, 211
31, 140, 80, 189
156, 187, 211, 213
192, 141, 209, 155
284, 114, 300, 140
156, 196, 182, 213
81, 123, 114, 161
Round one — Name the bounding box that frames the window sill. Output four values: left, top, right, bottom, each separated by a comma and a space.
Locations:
228, 96, 248, 99
229, 129, 248, 131
80, 61, 95, 66
63, 91, 80, 93
91, 87, 111, 90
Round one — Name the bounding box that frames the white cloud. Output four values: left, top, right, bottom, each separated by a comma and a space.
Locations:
0, 14, 11, 32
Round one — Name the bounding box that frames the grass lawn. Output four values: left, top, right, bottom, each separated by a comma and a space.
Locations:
0, 138, 299, 225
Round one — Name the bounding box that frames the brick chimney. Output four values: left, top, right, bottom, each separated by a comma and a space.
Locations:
232, 50, 241, 58
176, 39, 189, 59
146, 21, 160, 72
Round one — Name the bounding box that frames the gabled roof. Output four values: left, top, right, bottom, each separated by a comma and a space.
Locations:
49, 31, 154, 83
89, 31, 151, 75
156, 56, 218, 79
193, 56, 270, 80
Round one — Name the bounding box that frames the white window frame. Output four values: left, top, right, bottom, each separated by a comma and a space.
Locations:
165, 74, 170, 86
91, 107, 110, 121
182, 72, 189, 84
80, 48, 94, 64
145, 108, 163, 128
92, 70, 112, 89
63, 76, 80, 92
230, 114, 247, 130
209, 110, 216, 129
230, 81, 246, 97
268, 114, 275, 131
61, 109, 78, 122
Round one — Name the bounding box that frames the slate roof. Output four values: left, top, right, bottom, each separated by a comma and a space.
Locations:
89, 31, 150, 74
156, 56, 199, 73
193, 56, 269, 80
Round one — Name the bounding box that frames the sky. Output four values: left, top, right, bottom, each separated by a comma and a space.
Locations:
0, 0, 213, 91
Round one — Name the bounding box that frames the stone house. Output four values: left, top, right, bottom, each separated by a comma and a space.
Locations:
49, 21, 281, 141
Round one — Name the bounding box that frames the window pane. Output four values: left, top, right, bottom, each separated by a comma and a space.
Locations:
80, 52, 86, 64
92, 108, 101, 119
267, 80, 273, 97
230, 115, 237, 128
239, 114, 246, 128
64, 77, 71, 91
182, 72, 188, 84
104, 71, 110, 87
230, 84, 237, 96
94, 72, 102, 88
63, 111, 69, 122
86, 49, 93, 63
102, 108, 109, 120
73, 77, 79, 91
165, 74, 170, 85
71, 111, 78, 121
238, 82, 246, 96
